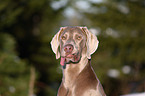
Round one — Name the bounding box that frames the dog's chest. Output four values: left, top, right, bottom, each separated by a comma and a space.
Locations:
63, 65, 79, 88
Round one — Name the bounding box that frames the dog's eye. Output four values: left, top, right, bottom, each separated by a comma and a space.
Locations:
61, 36, 67, 40
76, 35, 82, 40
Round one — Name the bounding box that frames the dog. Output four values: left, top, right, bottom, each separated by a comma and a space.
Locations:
51, 26, 106, 96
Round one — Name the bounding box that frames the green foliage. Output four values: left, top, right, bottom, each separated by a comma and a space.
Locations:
0, 0, 145, 96
0, 33, 30, 96
84, 1, 145, 95
0, 0, 63, 95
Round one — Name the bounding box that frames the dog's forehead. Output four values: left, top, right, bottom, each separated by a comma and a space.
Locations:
62, 27, 85, 35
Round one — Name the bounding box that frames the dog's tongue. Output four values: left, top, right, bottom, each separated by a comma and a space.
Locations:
60, 57, 66, 66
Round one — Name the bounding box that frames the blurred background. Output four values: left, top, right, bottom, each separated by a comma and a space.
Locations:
0, 0, 145, 96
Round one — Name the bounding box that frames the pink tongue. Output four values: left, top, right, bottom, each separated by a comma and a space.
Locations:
60, 57, 65, 66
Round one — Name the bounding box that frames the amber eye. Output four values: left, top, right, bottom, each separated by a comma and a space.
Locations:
76, 35, 82, 40
61, 35, 67, 40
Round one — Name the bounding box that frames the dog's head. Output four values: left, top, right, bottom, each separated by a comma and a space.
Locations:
51, 26, 99, 66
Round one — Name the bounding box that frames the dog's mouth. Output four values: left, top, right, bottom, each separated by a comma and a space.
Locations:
60, 53, 81, 66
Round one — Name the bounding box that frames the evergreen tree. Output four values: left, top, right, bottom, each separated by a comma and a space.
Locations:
0, 0, 64, 95
83, 0, 145, 95
0, 33, 30, 96
0, 0, 144, 96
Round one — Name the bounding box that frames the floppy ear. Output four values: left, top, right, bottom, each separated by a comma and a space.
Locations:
81, 27, 99, 59
50, 27, 65, 59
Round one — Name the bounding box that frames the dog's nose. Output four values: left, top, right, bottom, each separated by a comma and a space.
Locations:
64, 44, 74, 53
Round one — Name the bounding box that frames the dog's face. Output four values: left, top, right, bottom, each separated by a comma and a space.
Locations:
51, 26, 99, 66
59, 27, 87, 64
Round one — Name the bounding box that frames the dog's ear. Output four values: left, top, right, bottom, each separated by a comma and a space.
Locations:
50, 27, 65, 59
81, 27, 99, 59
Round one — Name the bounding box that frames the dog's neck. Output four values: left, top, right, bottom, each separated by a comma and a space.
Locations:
62, 55, 89, 89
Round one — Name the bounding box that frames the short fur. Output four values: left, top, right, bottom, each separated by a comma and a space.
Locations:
51, 26, 106, 96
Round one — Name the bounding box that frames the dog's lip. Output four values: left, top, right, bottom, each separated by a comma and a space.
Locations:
66, 54, 74, 58
62, 53, 79, 58
60, 52, 81, 66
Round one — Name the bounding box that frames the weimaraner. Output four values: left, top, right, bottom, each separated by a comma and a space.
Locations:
51, 26, 106, 96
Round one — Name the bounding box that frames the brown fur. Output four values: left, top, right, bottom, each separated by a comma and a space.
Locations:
51, 26, 106, 96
